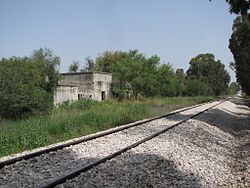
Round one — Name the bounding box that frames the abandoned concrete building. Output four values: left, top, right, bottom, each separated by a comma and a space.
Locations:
53, 72, 112, 105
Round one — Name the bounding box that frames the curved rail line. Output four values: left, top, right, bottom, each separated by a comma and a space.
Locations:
41, 99, 228, 188
0, 100, 215, 169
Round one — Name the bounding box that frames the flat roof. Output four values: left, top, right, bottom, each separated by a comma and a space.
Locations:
57, 83, 79, 86
61, 71, 112, 76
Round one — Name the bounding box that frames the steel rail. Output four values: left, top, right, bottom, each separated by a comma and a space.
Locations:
40, 99, 228, 188
0, 100, 214, 169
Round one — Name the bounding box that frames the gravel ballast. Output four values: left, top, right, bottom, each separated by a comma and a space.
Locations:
58, 98, 250, 188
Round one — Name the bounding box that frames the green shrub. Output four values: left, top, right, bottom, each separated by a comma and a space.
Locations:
184, 80, 214, 96
57, 99, 99, 111
0, 57, 52, 119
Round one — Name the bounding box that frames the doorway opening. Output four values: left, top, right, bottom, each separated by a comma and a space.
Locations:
101, 91, 105, 100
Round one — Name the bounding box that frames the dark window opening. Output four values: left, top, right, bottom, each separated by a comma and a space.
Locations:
78, 94, 92, 100
78, 94, 86, 100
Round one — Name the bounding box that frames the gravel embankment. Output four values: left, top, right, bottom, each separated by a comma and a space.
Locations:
58, 98, 250, 188
0, 102, 219, 187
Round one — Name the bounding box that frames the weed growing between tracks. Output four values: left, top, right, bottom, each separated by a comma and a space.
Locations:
0, 97, 214, 157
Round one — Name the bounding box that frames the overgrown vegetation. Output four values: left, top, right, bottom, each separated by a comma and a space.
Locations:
0, 97, 214, 157
0, 47, 230, 120
0, 48, 60, 119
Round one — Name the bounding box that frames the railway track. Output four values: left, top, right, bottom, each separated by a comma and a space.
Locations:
0, 100, 212, 168
0, 99, 228, 188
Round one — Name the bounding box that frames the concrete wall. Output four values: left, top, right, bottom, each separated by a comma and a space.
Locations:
54, 72, 112, 105
93, 73, 112, 101
53, 86, 78, 105
60, 73, 94, 86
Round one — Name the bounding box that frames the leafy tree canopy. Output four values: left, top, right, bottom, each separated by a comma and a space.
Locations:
69, 61, 79, 73
0, 48, 60, 119
211, 0, 250, 95
31, 48, 60, 93
228, 82, 241, 94
109, 50, 178, 98
210, 0, 250, 17
176, 68, 185, 83
225, 0, 250, 16
0, 57, 51, 119
95, 51, 126, 73
82, 57, 95, 72
184, 79, 214, 97
157, 64, 179, 97
229, 16, 250, 95
112, 50, 157, 97
186, 53, 230, 96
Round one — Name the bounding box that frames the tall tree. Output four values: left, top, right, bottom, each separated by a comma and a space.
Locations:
157, 64, 179, 97
228, 82, 241, 94
0, 57, 51, 119
113, 50, 161, 98
93, 50, 179, 98
82, 57, 95, 72
211, 0, 250, 94
186, 53, 230, 95
229, 61, 237, 73
68, 61, 79, 73
229, 16, 250, 95
176, 68, 185, 83
221, 0, 250, 94
175, 68, 186, 96
209, 0, 250, 17
225, 0, 250, 17
31, 48, 60, 93
95, 51, 125, 73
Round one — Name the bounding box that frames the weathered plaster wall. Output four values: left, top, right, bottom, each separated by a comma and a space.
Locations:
93, 73, 112, 101
54, 72, 112, 105
53, 86, 78, 105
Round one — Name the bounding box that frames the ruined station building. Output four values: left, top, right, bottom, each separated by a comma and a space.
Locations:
53, 72, 112, 105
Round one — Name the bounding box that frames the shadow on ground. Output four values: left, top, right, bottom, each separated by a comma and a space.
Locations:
200, 98, 249, 132
164, 98, 250, 136
55, 152, 202, 188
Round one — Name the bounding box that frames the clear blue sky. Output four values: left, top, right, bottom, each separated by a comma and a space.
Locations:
0, 0, 236, 81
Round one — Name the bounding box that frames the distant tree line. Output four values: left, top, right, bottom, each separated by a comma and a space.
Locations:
1, 47, 234, 119
70, 50, 232, 99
